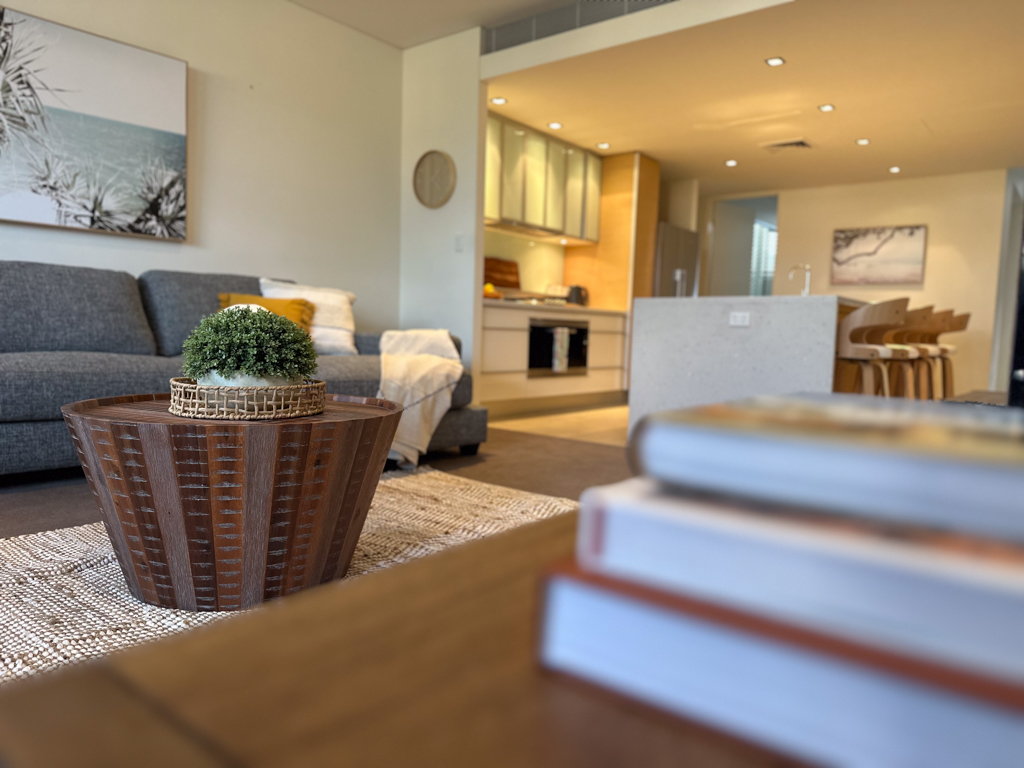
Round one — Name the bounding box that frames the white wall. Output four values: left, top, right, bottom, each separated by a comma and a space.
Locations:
0, 0, 403, 332
399, 28, 485, 367
773, 170, 1008, 394
483, 230, 564, 293
707, 200, 755, 296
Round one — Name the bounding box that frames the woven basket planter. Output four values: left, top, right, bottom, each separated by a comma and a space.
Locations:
169, 377, 326, 420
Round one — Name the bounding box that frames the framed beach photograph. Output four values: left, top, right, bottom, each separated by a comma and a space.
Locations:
0, 8, 186, 240
831, 225, 927, 285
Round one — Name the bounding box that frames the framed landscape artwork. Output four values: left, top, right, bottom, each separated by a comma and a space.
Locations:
0, 8, 186, 240
831, 225, 927, 285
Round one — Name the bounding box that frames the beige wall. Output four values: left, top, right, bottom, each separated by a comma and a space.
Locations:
660, 178, 700, 232
773, 170, 1008, 393
483, 230, 564, 293
0, 0, 403, 332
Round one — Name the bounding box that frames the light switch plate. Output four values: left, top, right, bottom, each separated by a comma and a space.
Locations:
729, 311, 751, 328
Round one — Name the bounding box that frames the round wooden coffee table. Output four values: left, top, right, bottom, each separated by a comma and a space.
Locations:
62, 393, 402, 612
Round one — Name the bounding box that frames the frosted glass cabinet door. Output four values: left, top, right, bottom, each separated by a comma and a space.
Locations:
485, 116, 502, 221
524, 129, 547, 228
584, 152, 602, 242
545, 140, 567, 232
502, 124, 526, 223
564, 147, 585, 239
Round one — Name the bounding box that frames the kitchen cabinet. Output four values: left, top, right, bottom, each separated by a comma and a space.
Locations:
478, 300, 628, 405
563, 146, 585, 239
545, 140, 567, 232
564, 152, 661, 312
585, 152, 602, 242
524, 129, 547, 228
501, 123, 525, 222
485, 116, 502, 221
486, 112, 601, 243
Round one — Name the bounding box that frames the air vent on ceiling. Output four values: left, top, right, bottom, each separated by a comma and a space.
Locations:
482, 0, 679, 54
761, 139, 813, 153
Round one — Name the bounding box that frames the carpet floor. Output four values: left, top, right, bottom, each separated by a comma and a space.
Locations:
0, 468, 576, 685
0, 428, 632, 539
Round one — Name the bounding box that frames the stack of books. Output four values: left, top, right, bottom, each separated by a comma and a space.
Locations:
539, 394, 1024, 768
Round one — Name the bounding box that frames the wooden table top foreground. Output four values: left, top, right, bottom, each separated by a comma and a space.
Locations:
0, 513, 803, 768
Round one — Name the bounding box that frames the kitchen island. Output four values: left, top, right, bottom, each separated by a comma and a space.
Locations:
628, 296, 842, 430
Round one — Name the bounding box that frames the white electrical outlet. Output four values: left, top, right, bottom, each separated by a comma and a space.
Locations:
729, 311, 751, 328
454, 232, 465, 253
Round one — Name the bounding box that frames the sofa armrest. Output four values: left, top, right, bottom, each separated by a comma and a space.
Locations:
354, 333, 381, 355
354, 333, 462, 357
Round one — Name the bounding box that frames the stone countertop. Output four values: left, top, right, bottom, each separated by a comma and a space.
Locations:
482, 298, 627, 316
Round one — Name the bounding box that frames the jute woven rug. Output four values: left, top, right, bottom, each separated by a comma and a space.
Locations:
0, 468, 576, 685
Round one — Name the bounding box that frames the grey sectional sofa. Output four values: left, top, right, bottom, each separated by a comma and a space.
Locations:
0, 261, 486, 476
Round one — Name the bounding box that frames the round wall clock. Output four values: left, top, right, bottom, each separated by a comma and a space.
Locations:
413, 150, 457, 209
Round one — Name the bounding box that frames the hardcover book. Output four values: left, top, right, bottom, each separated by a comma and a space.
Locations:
630, 394, 1024, 540
577, 477, 1024, 680
541, 563, 1024, 768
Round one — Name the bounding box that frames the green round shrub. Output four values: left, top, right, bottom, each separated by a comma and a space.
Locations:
182, 307, 318, 381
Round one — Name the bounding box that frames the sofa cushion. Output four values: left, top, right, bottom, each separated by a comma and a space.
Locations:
0, 261, 156, 355
0, 352, 184, 422
315, 355, 384, 398
138, 270, 260, 356
315, 355, 472, 408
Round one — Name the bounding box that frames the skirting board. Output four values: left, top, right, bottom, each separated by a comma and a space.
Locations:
484, 391, 628, 420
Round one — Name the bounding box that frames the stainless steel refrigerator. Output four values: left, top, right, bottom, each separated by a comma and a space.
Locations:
653, 222, 700, 297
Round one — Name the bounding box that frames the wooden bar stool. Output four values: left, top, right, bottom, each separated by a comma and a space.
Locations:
864, 307, 929, 399
936, 313, 969, 399
886, 306, 937, 400
837, 298, 909, 397
905, 310, 954, 400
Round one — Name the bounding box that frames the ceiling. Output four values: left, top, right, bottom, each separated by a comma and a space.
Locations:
289, 0, 567, 49
484, 0, 1024, 196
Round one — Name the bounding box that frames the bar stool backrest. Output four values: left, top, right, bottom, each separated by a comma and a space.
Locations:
915, 310, 955, 343
883, 306, 933, 344
837, 298, 909, 358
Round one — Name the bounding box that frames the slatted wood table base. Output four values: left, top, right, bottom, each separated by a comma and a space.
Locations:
61, 393, 402, 612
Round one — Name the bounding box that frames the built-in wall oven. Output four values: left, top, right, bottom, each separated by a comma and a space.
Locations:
528, 319, 589, 377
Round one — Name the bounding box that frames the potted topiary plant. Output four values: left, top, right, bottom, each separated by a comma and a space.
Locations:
170, 305, 325, 420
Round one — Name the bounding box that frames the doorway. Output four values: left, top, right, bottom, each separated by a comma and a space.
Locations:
707, 196, 778, 297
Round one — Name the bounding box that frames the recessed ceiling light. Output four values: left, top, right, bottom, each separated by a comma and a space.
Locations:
725, 159, 738, 167
490, 97, 507, 105
559, 238, 568, 245
856, 138, 870, 146
596, 142, 610, 150
765, 57, 785, 67
548, 122, 563, 130
818, 104, 835, 112
889, 166, 901, 174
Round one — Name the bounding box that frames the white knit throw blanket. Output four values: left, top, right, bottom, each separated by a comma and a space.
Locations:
377, 330, 464, 466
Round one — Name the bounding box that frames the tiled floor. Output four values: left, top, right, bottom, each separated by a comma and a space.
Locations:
490, 405, 630, 447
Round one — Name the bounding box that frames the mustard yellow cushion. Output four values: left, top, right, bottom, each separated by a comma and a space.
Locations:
218, 293, 315, 332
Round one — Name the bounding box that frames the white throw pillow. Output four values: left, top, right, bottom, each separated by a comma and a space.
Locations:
259, 278, 358, 356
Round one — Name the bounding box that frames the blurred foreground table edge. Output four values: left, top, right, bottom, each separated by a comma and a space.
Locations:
0, 512, 805, 768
